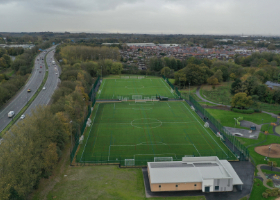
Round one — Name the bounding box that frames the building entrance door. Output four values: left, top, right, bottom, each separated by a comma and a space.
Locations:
205, 186, 210, 192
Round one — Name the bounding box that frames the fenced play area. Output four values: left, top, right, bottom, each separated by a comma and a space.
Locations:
96, 76, 180, 100
76, 101, 237, 166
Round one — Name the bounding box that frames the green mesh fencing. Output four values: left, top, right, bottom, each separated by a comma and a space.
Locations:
162, 75, 181, 99
70, 77, 100, 164
189, 95, 250, 161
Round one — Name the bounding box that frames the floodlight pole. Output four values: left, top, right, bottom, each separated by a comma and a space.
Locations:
268, 145, 271, 159
101, 66, 102, 80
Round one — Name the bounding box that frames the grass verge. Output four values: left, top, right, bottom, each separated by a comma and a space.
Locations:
206, 109, 276, 128
249, 179, 277, 200
0, 52, 50, 137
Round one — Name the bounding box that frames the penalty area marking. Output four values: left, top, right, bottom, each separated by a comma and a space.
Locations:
125, 86, 144, 89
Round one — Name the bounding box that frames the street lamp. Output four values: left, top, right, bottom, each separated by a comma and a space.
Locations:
101, 66, 102, 80
268, 145, 271, 158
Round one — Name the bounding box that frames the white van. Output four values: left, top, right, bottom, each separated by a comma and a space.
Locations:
8, 111, 15, 118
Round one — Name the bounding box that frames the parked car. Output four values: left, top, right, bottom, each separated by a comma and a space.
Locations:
20, 114, 25, 120
43, 87, 46, 90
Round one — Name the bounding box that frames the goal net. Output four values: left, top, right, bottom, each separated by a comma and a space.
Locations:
98, 89, 102, 94
121, 76, 129, 79
122, 97, 128, 101
191, 106, 195, 111
138, 76, 145, 79
130, 76, 137, 79
154, 157, 173, 162
144, 97, 151, 101
132, 95, 142, 100
135, 99, 146, 103
125, 159, 135, 166
204, 122, 209, 128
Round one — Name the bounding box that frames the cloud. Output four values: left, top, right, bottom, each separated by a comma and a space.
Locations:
0, 0, 280, 34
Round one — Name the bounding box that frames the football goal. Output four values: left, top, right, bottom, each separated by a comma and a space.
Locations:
132, 95, 142, 100
135, 99, 146, 103
154, 157, 173, 162
125, 159, 135, 166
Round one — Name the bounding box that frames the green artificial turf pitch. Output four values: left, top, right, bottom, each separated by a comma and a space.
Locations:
97, 77, 179, 100
76, 101, 236, 165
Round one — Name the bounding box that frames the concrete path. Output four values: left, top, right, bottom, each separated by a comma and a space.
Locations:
257, 164, 274, 189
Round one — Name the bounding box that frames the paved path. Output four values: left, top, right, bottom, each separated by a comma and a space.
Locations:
256, 164, 280, 189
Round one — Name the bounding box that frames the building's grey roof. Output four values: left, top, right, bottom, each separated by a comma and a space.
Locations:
265, 81, 280, 87
148, 157, 243, 185
219, 160, 243, 185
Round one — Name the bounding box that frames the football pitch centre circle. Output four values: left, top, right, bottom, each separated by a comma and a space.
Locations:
131, 118, 162, 129
125, 85, 144, 89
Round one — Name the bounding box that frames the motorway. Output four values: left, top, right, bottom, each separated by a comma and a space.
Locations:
0, 46, 59, 133
24, 49, 61, 115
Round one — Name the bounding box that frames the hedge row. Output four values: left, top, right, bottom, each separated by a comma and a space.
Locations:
231, 108, 255, 114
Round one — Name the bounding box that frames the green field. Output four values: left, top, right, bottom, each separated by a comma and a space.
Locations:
76, 101, 236, 165
97, 76, 179, 100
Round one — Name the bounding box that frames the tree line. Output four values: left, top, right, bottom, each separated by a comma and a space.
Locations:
0, 44, 94, 199
0, 40, 56, 108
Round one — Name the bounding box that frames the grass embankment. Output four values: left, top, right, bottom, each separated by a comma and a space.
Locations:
206, 109, 276, 128
200, 82, 232, 105
200, 82, 280, 115
261, 124, 274, 134
249, 179, 277, 200
0, 52, 49, 137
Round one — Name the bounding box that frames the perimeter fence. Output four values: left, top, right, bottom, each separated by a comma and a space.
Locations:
162, 75, 181, 99
74, 150, 233, 167
188, 95, 250, 161
70, 77, 100, 163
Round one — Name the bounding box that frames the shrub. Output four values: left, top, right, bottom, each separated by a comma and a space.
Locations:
267, 179, 272, 183
262, 192, 268, 198
254, 109, 261, 113
231, 108, 254, 114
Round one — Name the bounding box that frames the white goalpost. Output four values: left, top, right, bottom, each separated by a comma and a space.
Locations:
154, 157, 173, 162
130, 76, 137, 79
191, 106, 195, 111
121, 76, 129, 79
122, 97, 128, 101
132, 95, 142, 100
125, 159, 135, 166
135, 99, 146, 103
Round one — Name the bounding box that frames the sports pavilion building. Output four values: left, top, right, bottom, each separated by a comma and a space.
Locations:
147, 156, 243, 193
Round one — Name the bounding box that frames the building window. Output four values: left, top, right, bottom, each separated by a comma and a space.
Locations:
159, 185, 161, 188
215, 186, 219, 191
176, 185, 178, 187
194, 184, 197, 186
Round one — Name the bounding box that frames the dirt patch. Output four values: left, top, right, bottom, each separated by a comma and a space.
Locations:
255, 144, 280, 158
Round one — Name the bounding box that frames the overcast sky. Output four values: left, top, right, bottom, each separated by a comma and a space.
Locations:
0, 0, 279, 35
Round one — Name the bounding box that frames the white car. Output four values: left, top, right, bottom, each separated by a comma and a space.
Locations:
20, 114, 25, 120
56, 73, 58, 75
43, 87, 46, 90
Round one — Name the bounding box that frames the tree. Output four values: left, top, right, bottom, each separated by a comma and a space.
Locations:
207, 76, 219, 85
213, 69, 223, 83
231, 78, 242, 95
231, 92, 253, 109
160, 67, 171, 77
110, 62, 123, 74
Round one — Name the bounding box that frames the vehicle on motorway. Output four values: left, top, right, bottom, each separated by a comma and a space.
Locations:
39, 71, 41, 73
52, 61, 55, 64
8, 111, 15, 118
27, 89, 31, 92
43, 86, 46, 90
40, 66, 42, 68
20, 114, 25, 120
56, 73, 58, 75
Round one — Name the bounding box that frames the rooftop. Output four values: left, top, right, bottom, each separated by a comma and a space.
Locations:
148, 156, 243, 185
